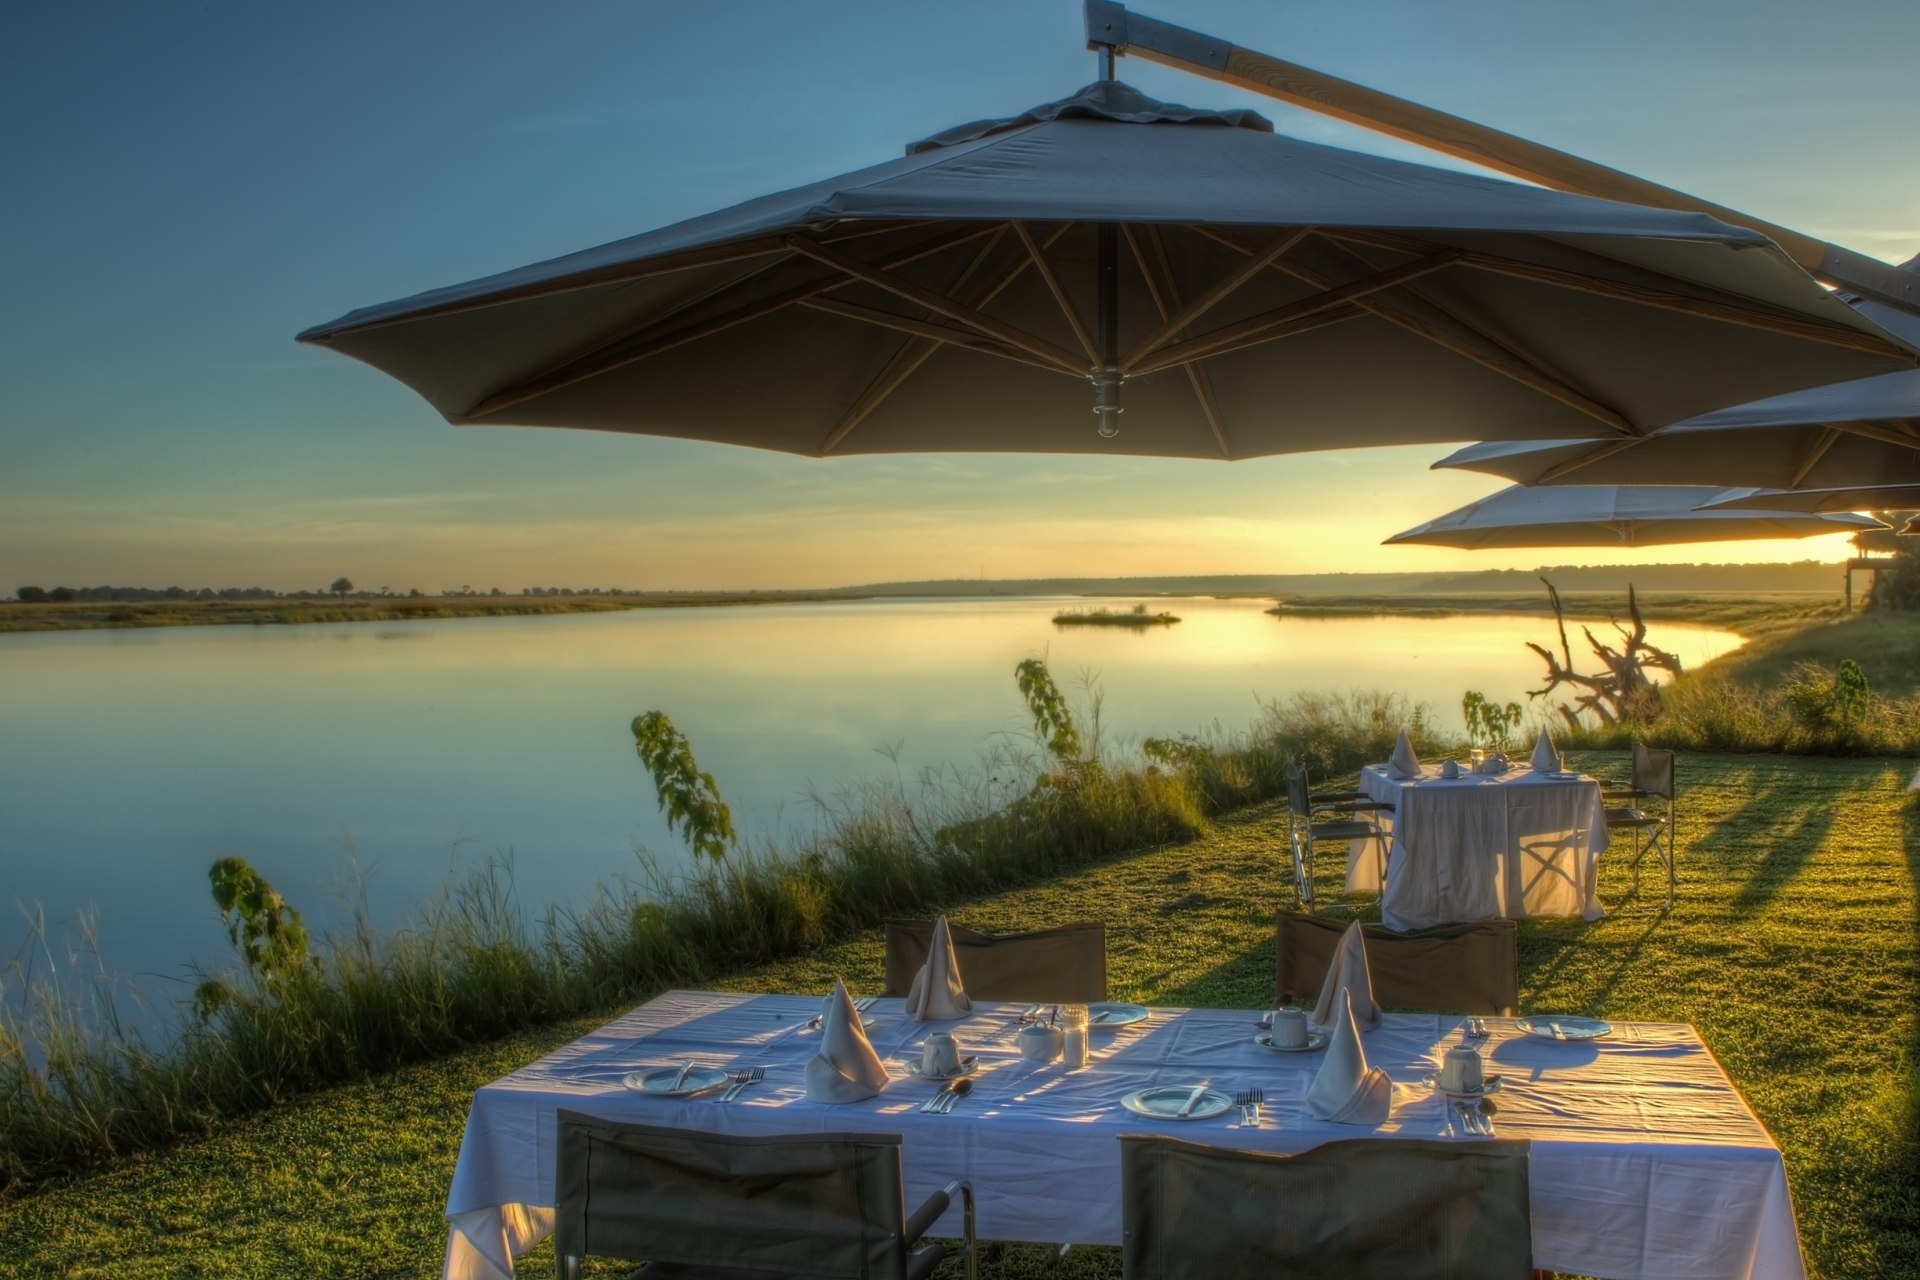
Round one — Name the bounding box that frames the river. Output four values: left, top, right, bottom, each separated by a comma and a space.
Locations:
0, 597, 1737, 1014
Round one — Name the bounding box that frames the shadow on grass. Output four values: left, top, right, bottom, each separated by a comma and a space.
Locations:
1872, 792, 1920, 1273
1152, 938, 1277, 1010
1688, 767, 1849, 913
1517, 911, 1667, 1014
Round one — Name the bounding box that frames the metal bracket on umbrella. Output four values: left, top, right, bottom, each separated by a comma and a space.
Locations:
1083, 0, 1920, 319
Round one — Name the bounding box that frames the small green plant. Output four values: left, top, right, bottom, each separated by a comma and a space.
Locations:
1461, 690, 1523, 750
1015, 658, 1083, 767
1836, 659, 1870, 725
194, 857, 313, 1018
631, 711, 735, 860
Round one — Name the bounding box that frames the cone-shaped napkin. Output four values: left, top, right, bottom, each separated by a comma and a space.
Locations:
1388, 731, 1421, 779
1310, 920, 1381, 1033
1306, 988, 1393, 1125
904, 916, 973, 1021
804, 978, 890, 1103
1530, 727, 1562, 773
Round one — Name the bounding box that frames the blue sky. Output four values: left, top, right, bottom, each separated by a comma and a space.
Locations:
3, 0, 1916, 592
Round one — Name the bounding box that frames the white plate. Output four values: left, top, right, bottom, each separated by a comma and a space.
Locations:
623, 1066, 730, 1097
906, 1057, 978, 1081
1541, 770, 1581, 780
1087, 1002, 1150, 1028
1255, 1031, 1328, 1053
1121, 1086, 1234, 1120
1517, 1015, 1611, 1041
1421, 1071, 1504, 1097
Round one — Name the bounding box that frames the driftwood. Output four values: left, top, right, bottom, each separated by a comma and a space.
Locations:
1527, 579, 1681, 729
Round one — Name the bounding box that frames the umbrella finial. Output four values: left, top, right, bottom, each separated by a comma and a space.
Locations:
1090, 369, 1125, 437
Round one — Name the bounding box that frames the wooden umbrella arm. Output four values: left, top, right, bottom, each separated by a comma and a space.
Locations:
1084, 1, 1920, 318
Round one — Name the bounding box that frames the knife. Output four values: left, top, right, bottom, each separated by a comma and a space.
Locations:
670, 1059, 696, 1091
1176, 1082, 1210, 1117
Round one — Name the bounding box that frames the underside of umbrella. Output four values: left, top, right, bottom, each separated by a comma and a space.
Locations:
300, 83, 1916, 461
1385, 483, 1882, 549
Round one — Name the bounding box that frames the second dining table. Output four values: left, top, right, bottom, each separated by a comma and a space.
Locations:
441, 990, 1802, 1280
1346, 761, 1610, 930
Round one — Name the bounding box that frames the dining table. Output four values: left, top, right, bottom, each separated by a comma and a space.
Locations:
440, 990, 1803, 1280
1346, 761, 1611, 930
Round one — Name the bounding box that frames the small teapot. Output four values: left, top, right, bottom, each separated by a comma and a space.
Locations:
1016, 1020, 1065, 1063
1483, 751, 1508, 774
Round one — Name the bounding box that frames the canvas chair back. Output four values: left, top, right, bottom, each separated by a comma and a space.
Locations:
554, 1112, 909, 1279
1632, 743, 1676, 801
1283, 762, 1312, 816
882, 919, 1107, 1003
1120, 1135, 1533, 1280
1274, 912, 1520, 1016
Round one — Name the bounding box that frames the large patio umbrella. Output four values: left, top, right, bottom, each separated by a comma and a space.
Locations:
1383, 484, 1882, 550
1432, 254, 1920, 488
299, 82, 1915, 461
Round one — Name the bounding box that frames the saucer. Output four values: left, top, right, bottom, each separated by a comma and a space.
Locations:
623, 1066, 730, 1097
1256, 1031, 1328, 1053
1421, 1071, 1504, 1097
906, 1057, 978, 1081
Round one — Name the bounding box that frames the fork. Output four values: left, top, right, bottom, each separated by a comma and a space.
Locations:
808, 996, 878, 1029
1234, 1088, 1264, 1127
721, 1066, 765, 1102
1467, 1016, 1489, 1039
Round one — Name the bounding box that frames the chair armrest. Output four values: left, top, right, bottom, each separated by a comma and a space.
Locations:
904, 1180, 955, 1244
904, 1180, 975, 1280
1316, 798, 1393, 815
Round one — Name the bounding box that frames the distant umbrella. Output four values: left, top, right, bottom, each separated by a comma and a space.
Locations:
1695, 483, 1920, 515
1384, 484, 1882, 550
300, 81, 1914, 462
1433, 256, 1920, 489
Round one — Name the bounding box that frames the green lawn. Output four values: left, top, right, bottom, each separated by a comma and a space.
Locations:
1, 751, 1914, 1279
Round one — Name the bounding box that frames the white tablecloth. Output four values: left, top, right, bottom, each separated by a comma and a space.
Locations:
1349, 763, 1609, 930
443, 992, 1802, 1280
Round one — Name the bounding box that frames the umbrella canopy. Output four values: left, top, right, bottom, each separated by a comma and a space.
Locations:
1384, 484, 1882, 549
1433, 254, 1920, 487
299, 82, 1915, 461
1698, 483, 1920, 514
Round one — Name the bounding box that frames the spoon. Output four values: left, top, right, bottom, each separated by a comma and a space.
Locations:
1476, 1097, 1499, 1134
939, 1077, 974, 1112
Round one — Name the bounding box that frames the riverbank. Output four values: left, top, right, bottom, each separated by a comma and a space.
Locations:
0, 591, 877, 633
1271, 590, 1836, 639
1, 750, 1911, 1279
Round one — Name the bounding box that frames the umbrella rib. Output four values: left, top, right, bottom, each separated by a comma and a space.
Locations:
1129, 251, 1462, 376
1012, 221, 1100, 368
1531, 437, 1646, 484
461, 223, 998, 421
1118, 227, 1315, 372
786, 233, 1086, 375
307, 220, 933, 339
797, 297, 1065, 372
1125, 225, 1232, 459
1323, 229, 1916, 361
1229, 229, 1640, 437
1827, 419, 1920, 449
817, 223, 1071, 456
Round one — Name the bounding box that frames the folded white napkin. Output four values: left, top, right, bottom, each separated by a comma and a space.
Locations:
1306, 988, 1393, 1125
905, 916, 974, 1021
804, 978, 889, 1103
1388, 731, 1421, 780
1310, 920, 1381, 1033
1530, 727, 1562, 773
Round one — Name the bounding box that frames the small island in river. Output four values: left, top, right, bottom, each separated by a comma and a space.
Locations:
1051, 603, 1181, 628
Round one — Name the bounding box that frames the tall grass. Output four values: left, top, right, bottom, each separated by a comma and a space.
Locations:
0, 691, 1439, 1191
1558, 663, 1920, 756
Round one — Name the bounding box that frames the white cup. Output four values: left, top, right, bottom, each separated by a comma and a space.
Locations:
921, 1031, 962, 1076
1441, 759, 1460, 779
1269, 1007, 1310, 1048
1439, 1043, 1484, 1093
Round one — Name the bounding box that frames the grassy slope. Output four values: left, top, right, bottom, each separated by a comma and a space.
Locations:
2, 752, 1913, 1279
1698, 610, 1920, 698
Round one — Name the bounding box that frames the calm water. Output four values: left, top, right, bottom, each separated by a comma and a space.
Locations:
0, 598, 1737, 1010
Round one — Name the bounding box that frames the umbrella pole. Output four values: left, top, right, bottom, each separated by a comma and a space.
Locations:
1083, 0, 1920, 319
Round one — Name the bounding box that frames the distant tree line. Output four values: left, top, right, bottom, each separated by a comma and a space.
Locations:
11, 583, 641, 602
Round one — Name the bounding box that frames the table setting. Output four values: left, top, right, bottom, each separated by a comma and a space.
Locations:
439, 916, 1803, 1280
1349, 730, 1610, 929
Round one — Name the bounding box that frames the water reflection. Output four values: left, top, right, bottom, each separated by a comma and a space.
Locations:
0, 598, 1737, 997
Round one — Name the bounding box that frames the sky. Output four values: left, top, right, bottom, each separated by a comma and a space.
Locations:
3, 0, 1917, 594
